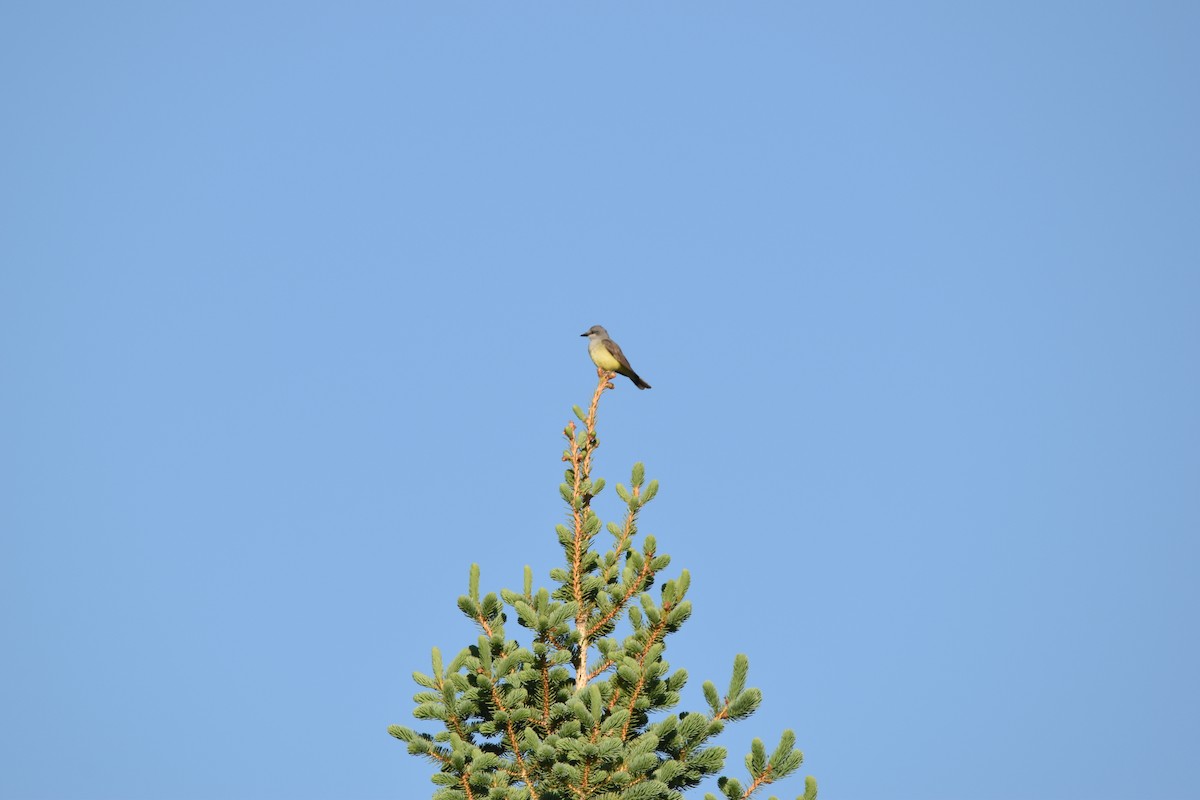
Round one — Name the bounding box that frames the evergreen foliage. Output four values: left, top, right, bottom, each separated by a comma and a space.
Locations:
390, 369, 816, 800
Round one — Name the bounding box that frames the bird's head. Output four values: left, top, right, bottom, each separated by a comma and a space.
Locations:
581, 325, 608, 340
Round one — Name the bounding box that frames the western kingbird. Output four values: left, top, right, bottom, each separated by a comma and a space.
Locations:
581, 325, 651, 389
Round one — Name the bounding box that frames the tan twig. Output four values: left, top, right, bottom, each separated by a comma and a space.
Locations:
565, 370, 614, 690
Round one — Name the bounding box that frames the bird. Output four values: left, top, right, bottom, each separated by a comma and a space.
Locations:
581, 325, 651, 389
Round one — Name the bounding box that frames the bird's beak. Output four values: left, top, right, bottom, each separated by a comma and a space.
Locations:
580, 332, 589, 337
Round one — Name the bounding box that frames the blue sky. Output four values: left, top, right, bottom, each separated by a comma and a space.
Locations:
2, 3, 1197, 799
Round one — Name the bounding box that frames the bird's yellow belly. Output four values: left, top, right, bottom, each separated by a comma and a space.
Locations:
589, 343, 622, 371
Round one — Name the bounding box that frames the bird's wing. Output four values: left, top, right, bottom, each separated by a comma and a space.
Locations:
603, 339, 635, 372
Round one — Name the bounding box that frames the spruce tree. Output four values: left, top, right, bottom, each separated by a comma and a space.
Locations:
389, 368, 817, 800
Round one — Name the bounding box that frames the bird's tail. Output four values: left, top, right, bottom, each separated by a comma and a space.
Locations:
631, 374, 651, 390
